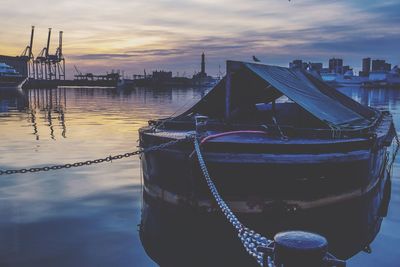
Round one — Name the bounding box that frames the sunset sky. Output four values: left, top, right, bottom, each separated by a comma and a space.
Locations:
0, 0, 399, 78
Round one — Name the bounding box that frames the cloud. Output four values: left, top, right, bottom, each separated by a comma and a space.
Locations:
286, 34, 400, 58
0, 0, 399, 78
72, 54, 136, 60
73, 49, 185, 60
124, 49, 184, 56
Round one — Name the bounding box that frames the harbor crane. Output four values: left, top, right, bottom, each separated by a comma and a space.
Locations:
48, 31, 65, 80
34, 28, 65, 80
20, 26, 35, 78
34, 28, 52, 80
74, 65, 82, 75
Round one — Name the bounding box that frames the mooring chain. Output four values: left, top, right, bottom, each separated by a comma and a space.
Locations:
193, 136, 272, 266
0, 138, 188, 176
0, 151, 141, 176
272, 117, 288, 141
387, 132, 400, 173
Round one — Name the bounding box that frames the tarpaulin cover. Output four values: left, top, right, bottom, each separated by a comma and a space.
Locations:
243, 62, 376, 127
179, 61, 378, 129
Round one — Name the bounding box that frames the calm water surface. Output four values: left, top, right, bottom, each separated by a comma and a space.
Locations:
0, 86, 399, 266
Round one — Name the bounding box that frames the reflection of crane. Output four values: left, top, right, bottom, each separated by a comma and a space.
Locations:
27, 88, 68, 140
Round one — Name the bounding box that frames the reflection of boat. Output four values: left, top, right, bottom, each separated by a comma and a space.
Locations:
139, 61, 396, 265
140, 174, 392, 266
0, 63, 27, 89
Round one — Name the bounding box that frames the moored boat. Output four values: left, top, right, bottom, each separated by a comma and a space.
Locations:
139, 60, 396, 264
0, 62, 27, 89
321, 71, 367, 87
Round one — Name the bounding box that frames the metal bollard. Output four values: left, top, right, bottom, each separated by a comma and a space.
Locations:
195, 115, 208, 136
257, 231, 346, 267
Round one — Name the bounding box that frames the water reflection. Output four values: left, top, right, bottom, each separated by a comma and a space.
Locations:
0, 86, 399, 267
0, 86, 208, 267
139, 171, 392, 266
27, 89, 67, 140
0, 90, 28, 113
338, 87, 400, 115
0, 88, 68, 140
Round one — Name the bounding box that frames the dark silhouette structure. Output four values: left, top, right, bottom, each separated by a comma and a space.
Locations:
34, 28, 65, 80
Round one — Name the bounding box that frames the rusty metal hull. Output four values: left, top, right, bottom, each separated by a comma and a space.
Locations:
138, 113, 395, 265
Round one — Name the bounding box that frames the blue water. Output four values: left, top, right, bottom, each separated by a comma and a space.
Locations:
0, 86, 399, 266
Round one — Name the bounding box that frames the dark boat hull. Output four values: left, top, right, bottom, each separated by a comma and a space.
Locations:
138, 113, 395, 265
0, 76, 26, 89
140, 172, 390, 266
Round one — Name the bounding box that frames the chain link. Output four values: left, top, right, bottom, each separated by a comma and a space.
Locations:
193, 136, 272, 266
387, 132, 400, 174
0, 138, 189, 176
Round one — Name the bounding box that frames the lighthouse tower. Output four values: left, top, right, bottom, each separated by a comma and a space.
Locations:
201, 52, 206, 75
199, 52, 207, 78
193, 52, 209, 81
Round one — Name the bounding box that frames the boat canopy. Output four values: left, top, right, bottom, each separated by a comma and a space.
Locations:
179, 61, 378, 129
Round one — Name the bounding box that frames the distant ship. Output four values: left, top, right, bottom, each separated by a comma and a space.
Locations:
321, 70, 367, 87
363, 66, 400, 88
0, 62, 27, 89
322, 66, 400, 89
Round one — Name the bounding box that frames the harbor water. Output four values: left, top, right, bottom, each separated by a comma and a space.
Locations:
0, 86, 399, 266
